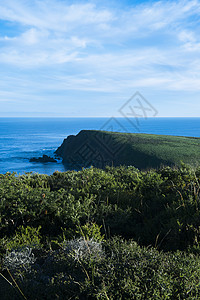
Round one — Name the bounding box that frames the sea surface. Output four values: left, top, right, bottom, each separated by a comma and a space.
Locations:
0, 117, 200, 175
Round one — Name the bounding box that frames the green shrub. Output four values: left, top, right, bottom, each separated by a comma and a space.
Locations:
4, 226, 42, 251
76, 222, 105, 242
1, 164, 200, 298
1, 238, 200, 300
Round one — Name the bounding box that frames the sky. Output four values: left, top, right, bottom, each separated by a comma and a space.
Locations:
0, 0, 200, 117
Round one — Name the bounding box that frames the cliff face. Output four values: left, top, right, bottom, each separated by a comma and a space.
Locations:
55, 130, 171, 169
55, 130, 124, 169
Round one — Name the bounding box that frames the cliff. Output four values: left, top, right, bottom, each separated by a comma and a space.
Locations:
55, 130, 200, 169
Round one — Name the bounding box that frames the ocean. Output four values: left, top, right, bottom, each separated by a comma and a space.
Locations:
0, 117, 200, 175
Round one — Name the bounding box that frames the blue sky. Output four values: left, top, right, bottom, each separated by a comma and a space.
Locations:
0, 0, 200, 117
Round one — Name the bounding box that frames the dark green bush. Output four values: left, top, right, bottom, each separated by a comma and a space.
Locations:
1, 165, 200, 299
1, 237, 200, 300
1, 165, 200, 251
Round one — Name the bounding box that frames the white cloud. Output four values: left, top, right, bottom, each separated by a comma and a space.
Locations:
0, 0, 200, 104
0, 0, 113, 31
179, 30, 196, 43
20, 28, 47, 45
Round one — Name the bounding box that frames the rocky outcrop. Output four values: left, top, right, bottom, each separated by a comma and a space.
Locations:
30, 155, 57, 163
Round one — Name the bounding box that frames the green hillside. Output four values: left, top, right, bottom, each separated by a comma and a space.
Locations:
56, 130, 200, 169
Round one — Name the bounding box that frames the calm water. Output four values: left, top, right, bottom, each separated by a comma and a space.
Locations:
0, 117, 200, 175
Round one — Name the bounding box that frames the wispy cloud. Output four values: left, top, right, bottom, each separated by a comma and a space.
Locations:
0, 0, 113, 31
0, 0, 200, 116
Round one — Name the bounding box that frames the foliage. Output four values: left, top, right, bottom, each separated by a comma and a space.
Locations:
1, 238, 200, 299
1, 165, 200, 251
2, 225, 42, 251
1, 165, 200, 298
3, 247, 35, 271
76, 222, 105, 242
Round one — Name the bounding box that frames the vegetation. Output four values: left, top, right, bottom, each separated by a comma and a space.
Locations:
56, 130, 200, 169
1, 164, 200, 299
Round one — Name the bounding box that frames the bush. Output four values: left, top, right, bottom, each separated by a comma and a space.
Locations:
1, 165, 200, 298
1, 238, 200, 299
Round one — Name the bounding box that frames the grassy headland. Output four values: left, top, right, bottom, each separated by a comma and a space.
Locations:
56, 130, 200, 169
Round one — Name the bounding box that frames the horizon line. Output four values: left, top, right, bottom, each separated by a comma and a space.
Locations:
0, 116, 200, 118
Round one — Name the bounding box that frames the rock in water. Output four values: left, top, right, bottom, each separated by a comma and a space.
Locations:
30, 155, 57, 163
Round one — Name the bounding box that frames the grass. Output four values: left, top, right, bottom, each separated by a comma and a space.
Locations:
57, 130, 200, 169
100, 131, 200, 168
